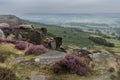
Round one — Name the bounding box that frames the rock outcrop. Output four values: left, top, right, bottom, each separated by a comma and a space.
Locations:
54, 37, 62, 49
0, 15, 22, 26
0, 15, 63, 50
34, 50, 66, 64
0, 25, 63, 50
0, 29, 5, 38
71, 48, 119, 72
89, 51, 119, 72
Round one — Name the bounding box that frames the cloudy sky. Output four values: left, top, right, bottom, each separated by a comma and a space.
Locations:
0, 0, 120, 14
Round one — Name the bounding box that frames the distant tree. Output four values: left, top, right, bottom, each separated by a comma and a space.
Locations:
88, 29, 94, 31
63, 31, 67, 34
118, 36, 120, 40
63, 35, 66, 37
111, 32, 116, 36
89, 36, 114, 47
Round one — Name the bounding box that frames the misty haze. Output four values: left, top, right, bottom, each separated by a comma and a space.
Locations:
0, 0, 120, 80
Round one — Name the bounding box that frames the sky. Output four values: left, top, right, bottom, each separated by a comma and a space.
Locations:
0, 0, 120, 14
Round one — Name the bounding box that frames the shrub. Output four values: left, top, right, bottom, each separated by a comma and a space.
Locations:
108, 67, 115, 72
15, 41, 28, 50
0, 38, 17, 44
0, 53, 6, 62
6, 39, 17, 44
25, 45, 48, 55
52, 55, 87, 76
0, 67, 19, 80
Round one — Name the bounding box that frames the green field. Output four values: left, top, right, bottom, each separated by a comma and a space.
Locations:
47, 27, 94, 48
25, 21, 120, 55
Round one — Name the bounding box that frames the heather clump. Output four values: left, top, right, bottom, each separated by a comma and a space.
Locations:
0, 38, 17, 44
15, 41, 28, 50
52, 55, 87, 76
25, 45, 48, 55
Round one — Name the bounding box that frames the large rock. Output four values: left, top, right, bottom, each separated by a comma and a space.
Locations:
89, 51, 119, 72
26, 75, 46, 80
41, 28, 47, 36
50, 40, 56, 49
0, 15, 22, 26
73, 49, 91, 56
18, 25, 34, 40
29, 30, 42, 45
0, 23, 9, 28
18, 26, 44, 45
0, 29, 5, 38
19, 24, 34, 29
43, 37, 57, 49
34, 50, 66, 64
54, 37, 62, 49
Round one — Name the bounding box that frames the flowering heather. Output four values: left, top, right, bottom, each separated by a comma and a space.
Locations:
0, 38, 17, 44
25, 45, 48, 55
52, 55, 87, 76
15, 41, 28, 50
3, 29, 11, 36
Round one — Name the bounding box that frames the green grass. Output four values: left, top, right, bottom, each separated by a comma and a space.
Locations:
0, 47, 18, 57
106, 39, 120, 55
107, 39, 120, 47
46, 27, 91, 47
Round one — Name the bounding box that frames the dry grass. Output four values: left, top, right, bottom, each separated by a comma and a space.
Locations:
0, 43, 24, 55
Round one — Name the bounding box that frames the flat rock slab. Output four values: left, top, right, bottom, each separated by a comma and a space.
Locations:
34, 50, 66, 64
29, 75, 46, 80
10, 50, 66, 65
96, 72, 115, 80
10, 57, 25, 64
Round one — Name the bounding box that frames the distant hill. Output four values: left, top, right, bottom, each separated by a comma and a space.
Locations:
0, 15, 22, 26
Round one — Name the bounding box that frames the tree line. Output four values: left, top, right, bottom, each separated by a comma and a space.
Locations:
89, 36, 114, 47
